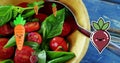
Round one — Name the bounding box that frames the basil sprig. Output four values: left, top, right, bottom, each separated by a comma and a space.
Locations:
39, 8, 65, 39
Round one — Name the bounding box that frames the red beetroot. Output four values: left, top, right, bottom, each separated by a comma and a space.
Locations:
49, 37, 68, 51
27, 32, 42, 44
34, 13, 47, 22
0, 38, 14, 60
25, 22, 40, 32
17, 2, 28, 8
14, 46, 37, 63
0, 24, 14, 36
92, 30, 110, 52
92, 18, 110, 53
60, 22, 71, 37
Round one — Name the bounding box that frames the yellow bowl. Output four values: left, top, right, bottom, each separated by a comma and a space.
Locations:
0, 0, 90, 63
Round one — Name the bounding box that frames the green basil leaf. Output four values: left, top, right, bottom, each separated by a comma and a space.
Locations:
13, 6, 27, 14
13, 9, 18, 18
37, 50, 46, 63
39, 8, 65, 39
22, 5, 43, 18
24, 41, 40, 50
4, 35, 16, 48
27, 1, 44, 7
98, 18, 104, 29
48, 55, 74, 63
0, 6, 13, 16
0, 59, 14, 63
47, 51, 75, 63
0, 6, 13, 26
93, 22, 100, 30
102, 22, 110, 30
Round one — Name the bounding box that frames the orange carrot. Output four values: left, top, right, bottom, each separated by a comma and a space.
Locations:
52, 3, 57, 17
14, 15, 26, 50
14, 25, 25, 50
34, 5, 39, 15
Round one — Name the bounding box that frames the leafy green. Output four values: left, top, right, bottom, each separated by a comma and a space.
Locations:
98, 18, 104, 29
47, 51, 75, 63
27, 1, 44, 7
12, 9, 18, 18
22, 1, 44, 18
22, 5, 43, 18
0, 59, 14, 63
37, 50, 46, 63
13, 6, 35, 18
102, 22, 109, 30
0, 1, 44, 26
0, 6, 13, 16
40, 39, 50, 51
24, 41, 40, 50
93, 22, 100, 30
0, 6, 13, 26
4, 35, 16, 48
39, 8, 65, 39
13, 6, 25, 14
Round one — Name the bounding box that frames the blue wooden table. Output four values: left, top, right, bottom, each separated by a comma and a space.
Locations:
80, 0, 120, 63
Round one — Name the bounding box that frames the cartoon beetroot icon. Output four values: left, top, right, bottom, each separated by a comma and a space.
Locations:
91, 18, 110, 53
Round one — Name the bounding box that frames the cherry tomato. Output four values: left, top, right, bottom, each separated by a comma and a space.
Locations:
39, 2, 52, 15
0, 24, 13, 36
0, 38, 14, 60
14, 46, 35, 63
65, 16, 78, 31
17, 2, 28, 8
25, 22, 40, 32
34, 13, 47, 22
27, 32, 42, 44
49, 37, 68, 51
60, 22, 71, 37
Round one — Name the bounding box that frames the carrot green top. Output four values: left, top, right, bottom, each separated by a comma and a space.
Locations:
93, 18, 110, 30
52, 3, 57, 7
14, 14, 26, 26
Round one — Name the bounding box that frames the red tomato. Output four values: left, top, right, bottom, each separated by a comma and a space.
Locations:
24, 22, 40, 32
60, 22, 71, 37
49, 37, 68, 51
65, 16, 78, 31
0, 38, 14, 60
14, 46, 36, 63
39, 2, 52, 15
34, 13, 47, 22
27, 32, 42, 44
0, 24, 13, 36
39, 2, 64, 15
17, 2, 28, 8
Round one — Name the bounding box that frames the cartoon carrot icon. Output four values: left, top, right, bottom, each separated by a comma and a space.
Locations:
92, 18, 110, 53
52, 3, 57, 17
14, 14, 26, 50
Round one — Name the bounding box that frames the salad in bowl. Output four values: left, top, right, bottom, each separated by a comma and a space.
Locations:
0, 0, 90, 63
